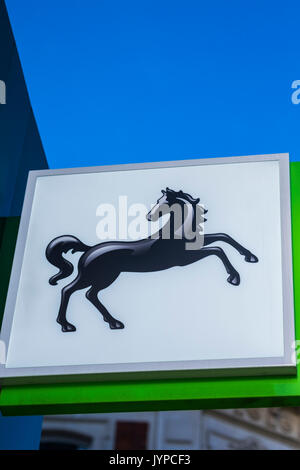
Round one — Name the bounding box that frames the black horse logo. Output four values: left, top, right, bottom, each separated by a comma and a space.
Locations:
46, 188, 258, 332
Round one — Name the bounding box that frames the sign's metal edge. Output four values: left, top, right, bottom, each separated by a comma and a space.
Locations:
0, 153, 295, 386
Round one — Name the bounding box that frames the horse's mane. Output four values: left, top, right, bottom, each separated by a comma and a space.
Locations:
165, 187, 200, 205
164, 187, 207, 224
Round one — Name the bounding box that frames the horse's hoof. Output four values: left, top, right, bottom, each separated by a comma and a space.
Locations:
227, 272, 240, 286
245, 253, 258, 263
61, 323, 76, 332
109, 320, 125, 330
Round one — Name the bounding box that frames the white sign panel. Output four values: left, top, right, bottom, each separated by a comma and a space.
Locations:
0, 154, 295, 384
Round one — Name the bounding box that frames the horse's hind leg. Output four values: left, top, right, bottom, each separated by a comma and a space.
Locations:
57, 278, 82, 332
86, 287, 124, 330
203, 233, 258, 263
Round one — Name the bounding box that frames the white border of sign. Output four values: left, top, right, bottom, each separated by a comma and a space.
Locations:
0, 154, 296, 384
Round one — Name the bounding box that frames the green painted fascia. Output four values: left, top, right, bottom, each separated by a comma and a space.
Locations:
0, 162, 300, 415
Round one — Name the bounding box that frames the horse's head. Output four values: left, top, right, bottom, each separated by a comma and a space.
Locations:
146, 187, 200, 222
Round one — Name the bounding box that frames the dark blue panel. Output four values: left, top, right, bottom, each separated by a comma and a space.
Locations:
0, 0, 47, 217
0, 412, 42, 450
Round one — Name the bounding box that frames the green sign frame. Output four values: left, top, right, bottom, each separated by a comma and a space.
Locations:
0, 162, 299, 416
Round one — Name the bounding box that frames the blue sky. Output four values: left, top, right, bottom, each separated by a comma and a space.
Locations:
5, 0, 300, 168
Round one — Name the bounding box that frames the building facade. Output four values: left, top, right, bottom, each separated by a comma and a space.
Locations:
41, 408, 300, 450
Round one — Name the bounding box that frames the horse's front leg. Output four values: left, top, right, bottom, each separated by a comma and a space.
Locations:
203, 233, 258, 263
180, 246, 240, 286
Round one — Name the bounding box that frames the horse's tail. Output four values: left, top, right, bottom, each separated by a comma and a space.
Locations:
46, 235, 90, 286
